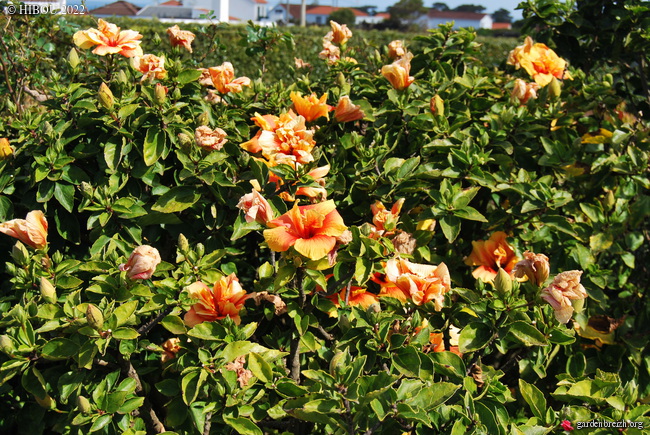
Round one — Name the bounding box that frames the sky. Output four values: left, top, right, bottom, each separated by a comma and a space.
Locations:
78, 0, 525, 20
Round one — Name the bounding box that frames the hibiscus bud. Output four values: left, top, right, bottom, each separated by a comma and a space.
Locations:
605, 190, 615, 209
0, 138, 13, 160
40, 277, 57, 303
337, 72, 346, 88
177, 132, 193, 147
119, 245, 161, 280
329, 350, 348, 377
98, 83, 114, 110
548, 77, 562, 98
494, 268, 512, 295
67, 48, 80, 69
197, 111, 209, 126
77, 395, 91, 414
571, 298, 584, 315
116, 70, 128, 85
154, 83, 167, 105
178, 233, 189, 253
258, 262, 274, 279
152, 32, 162, 46
35, 394, 55, 409
430, 95, 444, 116
86, 304, 104, 331
79, 181, 94, 199
11, 242, 29, 265
0, 335, 15, 355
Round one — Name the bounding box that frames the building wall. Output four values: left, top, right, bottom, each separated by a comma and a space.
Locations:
230, 0, 267, 22
425, 18, 485, 30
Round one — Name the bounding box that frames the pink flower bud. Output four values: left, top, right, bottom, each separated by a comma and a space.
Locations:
119, 245, 161, 280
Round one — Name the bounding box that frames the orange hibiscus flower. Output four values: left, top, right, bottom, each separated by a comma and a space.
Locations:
73, 19, 143, 58
240, 111, 316, 167
370, 198, 404, 238
131, 54, 167, 82
371, 272, 410, 302
184, 274, 249, 326
167, 25, 195, 53
507, 36, 572, 87
381, 52, 414, 90
328, 286, 379, 309
0, 210, 48, 249
464, 231, 518, 283
263, 200, 347, 261
290, 92, 332, 123
385, 258, 451, 310
334, 96, 364, 123
208, 62, 251, 94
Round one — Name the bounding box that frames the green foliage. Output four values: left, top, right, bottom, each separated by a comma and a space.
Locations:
328, 9, 356, 28
0, 5, 649, 435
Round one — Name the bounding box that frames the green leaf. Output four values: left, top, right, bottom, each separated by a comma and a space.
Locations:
405, 382, 460, 409
54, 183, 75, 213
392, 346, 421, 378
181, 370, 206, 405
187, 322, 226, 341
21, 366, 47, 399
112, 328, 139, 340
458, 322, 492, 353
161, 315, 187, 334
519, 379, 547, 422
113, 300, 138, 327
151, 186, 200, 213
223, 416, 263, 435
177, 69, 203, 85
440, 215, 461, 243
143, 127, 166, 166
507, 321, 548, 346
453, 206, 488, 222
42, 338, 78, 360
89, 414, 112, 433
248, 352, 273, 383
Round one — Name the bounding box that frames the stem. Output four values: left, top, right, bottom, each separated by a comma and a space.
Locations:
137, 306, 174, 336
544, 344, 561, 372
202, 412, 213, 435
118, 355, 165, 433
289, 268, 305, 383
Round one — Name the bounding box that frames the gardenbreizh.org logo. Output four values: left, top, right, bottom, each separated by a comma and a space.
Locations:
3, 1, 86, 15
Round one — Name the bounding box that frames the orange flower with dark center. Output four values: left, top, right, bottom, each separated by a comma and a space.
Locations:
241, 111, 316, 167
381, 52, 414, 90
208, 62, 251, 94
291, 92, 332, 123
184, 274, 248, 326
73, 19, 143, 58
464, 231, 518, 283
264, 200, 347, 261
0, 210, 48, 249
371, 272, 410, 302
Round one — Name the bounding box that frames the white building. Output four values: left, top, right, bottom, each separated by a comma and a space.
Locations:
419, 10, 493, 30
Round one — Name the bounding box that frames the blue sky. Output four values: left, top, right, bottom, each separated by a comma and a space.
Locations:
78, 0, 525, 20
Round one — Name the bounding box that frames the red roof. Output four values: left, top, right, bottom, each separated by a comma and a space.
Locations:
492, 22, 512, 29
159, 0, 181, 5
375, 12, 390, 18
427, 10, 486, 20
255, 0, 267, 3
306, 6, 368, 17
90, 0, 140, 15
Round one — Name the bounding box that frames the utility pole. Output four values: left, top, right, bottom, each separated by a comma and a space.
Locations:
301, 0, 306, 26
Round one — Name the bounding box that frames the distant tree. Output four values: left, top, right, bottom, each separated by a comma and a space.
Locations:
492, 8, 513, 23
453, 4, 486, 13
328, 8, 356, 27
388, 0, 427, 29
432, 2, 449, 10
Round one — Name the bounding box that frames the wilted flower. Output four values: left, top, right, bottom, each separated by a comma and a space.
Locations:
237, 190, 274, 224
507, 36, 572, 87
464, 231, 518, 283
385, 258, 451, 310
224, 355, 253, 388
131, 54, 167, 82
161, 338, 181, 363
391, 231, 416, 255
319, 41, 341, 65
184, 274, 249, 326
381, 52, 414, 90
334, 96, 364, 123
204, 89, 224, 105
0, 210, 48, 249
264, 200, 347, 261
197, 68, 213, 86
370, 198, 404, 238
294, 58, 311, 69
194, 126, 228, 151
208, 62, 251, 94
240, 111, 316, 167
291, 92, 332, 123
167, 25, 195, 53
387, 40, 406, 59
119, 245, 161, 280
0, 138, 13, 160
327, 20, 352, 45
511, 78, 540, 104
73, 19, 143, 58
541, 270, 587, 324
513, 251, 550, 287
